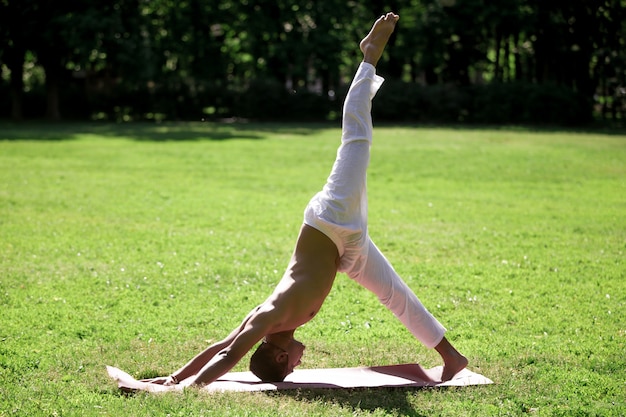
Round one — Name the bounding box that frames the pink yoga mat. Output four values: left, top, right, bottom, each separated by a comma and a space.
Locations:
107, 364, 492, 393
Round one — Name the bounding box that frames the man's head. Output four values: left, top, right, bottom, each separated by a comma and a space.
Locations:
249, 339, 305, 382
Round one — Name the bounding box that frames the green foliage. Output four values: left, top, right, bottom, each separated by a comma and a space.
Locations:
469, 82, 593, 125
1, 0, 625, 123
0, 123, 625, 416
236, 78, 332, 121
374, 80, 591, 125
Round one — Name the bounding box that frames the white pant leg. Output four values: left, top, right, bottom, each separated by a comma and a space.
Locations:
349, 238, 447, 349
305, 63, 445, 348
340, 62, 384, 146
304, 63, 383, 275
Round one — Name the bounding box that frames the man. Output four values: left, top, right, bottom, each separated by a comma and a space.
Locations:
144, 12, 467, 388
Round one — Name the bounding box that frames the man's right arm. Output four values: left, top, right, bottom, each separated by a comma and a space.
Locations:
169, 305, 263, 382
186, 310, 274, 386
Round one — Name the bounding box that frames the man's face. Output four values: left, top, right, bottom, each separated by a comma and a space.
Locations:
284, 339, 306, 375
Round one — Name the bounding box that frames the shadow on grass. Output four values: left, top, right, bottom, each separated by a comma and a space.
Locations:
0, 121, 337, 142
374, 121, 626, 136
2, 120, 624, 142
265, 387, 431, 417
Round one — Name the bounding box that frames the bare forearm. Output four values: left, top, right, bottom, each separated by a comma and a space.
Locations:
171, 342, 228, 381
171, 307, 260, 381
188, 351, 239, 386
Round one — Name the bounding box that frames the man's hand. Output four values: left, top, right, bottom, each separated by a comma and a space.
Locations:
140, 375, 178, 385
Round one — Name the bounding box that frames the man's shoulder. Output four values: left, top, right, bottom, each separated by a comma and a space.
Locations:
248, 303, 286, 332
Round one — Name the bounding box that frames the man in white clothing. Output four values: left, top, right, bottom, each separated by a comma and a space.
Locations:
143, 12, 467, 388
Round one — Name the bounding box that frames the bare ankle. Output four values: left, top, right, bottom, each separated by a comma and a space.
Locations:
362, 47, 380, 66
435, 337, 468, 381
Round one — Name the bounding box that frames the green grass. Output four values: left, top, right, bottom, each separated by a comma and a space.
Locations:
1, 122, 624, 416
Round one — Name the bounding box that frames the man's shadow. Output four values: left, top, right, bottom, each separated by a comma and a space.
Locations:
255, 363, 445, 416
264, 386, 430, 417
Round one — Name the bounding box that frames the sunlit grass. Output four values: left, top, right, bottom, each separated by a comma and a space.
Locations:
1, 122, 624, 416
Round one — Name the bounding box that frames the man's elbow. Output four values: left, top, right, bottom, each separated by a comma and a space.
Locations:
216, 348, 241, 366
191, 349, 240, 386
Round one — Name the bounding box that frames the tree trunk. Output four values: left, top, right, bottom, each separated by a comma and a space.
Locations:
43, 61, 62, 121
513, 32, 522, 81
7, 47, 25, 121
494, 27, 502, 82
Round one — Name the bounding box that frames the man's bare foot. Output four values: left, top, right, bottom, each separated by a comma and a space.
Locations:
435, 336, 469, 381
441, 353, 469, 381
360, 12, 399, 67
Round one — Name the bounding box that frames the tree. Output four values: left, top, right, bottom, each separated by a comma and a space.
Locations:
1, 0, 624, 123
0, 0, 38, 120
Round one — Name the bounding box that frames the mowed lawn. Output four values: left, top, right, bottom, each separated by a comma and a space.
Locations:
0, 123, 624, 416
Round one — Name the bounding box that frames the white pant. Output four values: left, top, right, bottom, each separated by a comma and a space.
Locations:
304, 62, 446, 349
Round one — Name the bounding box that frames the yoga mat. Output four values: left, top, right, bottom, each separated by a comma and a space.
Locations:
107, 364, 492, 393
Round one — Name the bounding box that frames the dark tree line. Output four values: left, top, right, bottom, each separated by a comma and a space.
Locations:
1, 0, 624, 125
